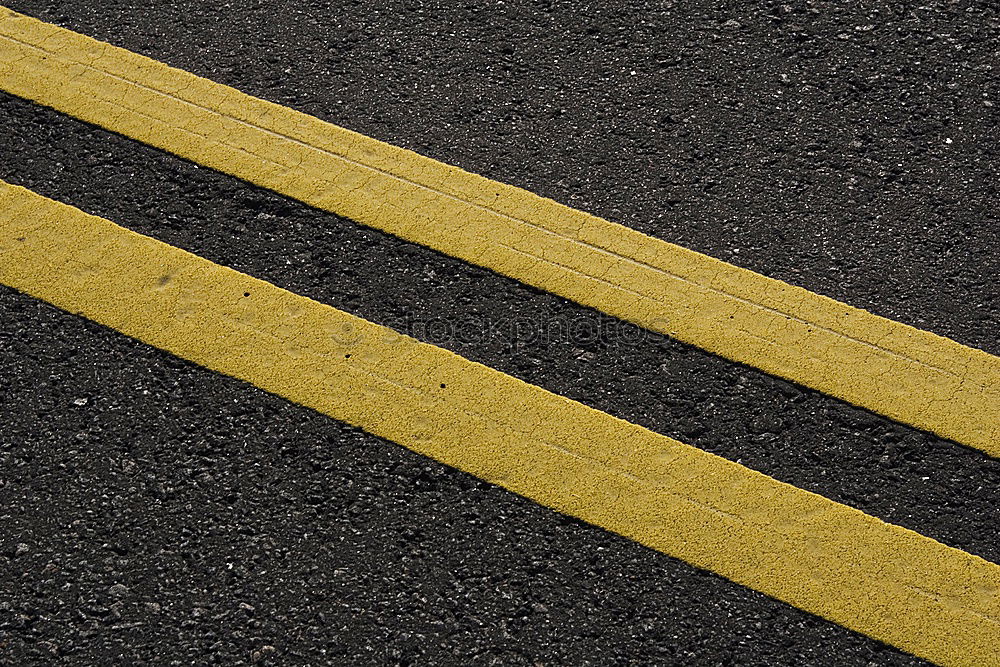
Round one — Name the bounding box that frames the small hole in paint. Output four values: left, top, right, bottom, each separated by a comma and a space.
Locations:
344, 354, 351, 359
243, 292, 251, 297
440, 383, 446, 389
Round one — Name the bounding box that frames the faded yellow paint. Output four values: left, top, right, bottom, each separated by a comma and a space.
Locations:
0, 8, 997, 456
1, 180, 998, 666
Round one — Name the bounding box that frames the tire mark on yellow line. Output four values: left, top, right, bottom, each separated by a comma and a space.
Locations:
1, 181, 997, 666
0, 8, 998, 458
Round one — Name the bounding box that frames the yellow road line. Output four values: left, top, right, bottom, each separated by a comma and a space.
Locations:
1, 181, 998, 666
0, 9, 998, 458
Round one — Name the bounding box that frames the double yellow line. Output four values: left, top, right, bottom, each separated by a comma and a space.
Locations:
1, 8, 997, 458
4, 181, 999, 666
1, 8, 998, 665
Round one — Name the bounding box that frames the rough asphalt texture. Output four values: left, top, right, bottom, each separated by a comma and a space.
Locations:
1, 0, 997, 664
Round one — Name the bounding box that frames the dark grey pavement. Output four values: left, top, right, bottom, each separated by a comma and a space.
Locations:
2, 1, 998, 664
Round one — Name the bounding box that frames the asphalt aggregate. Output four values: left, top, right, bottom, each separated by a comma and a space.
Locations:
2, 1, 998, 665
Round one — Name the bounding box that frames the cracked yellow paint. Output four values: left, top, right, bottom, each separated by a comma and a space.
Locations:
0, 8, 998, 458
1, 180, 998, 666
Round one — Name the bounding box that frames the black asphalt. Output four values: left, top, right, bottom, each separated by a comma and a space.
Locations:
2, 1, 998, 664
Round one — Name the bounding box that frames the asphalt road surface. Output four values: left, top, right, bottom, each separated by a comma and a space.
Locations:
1, 1, 998, 664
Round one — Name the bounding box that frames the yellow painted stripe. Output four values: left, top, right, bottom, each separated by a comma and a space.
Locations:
2, 181, 998, 666
0, 9, 998, 458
